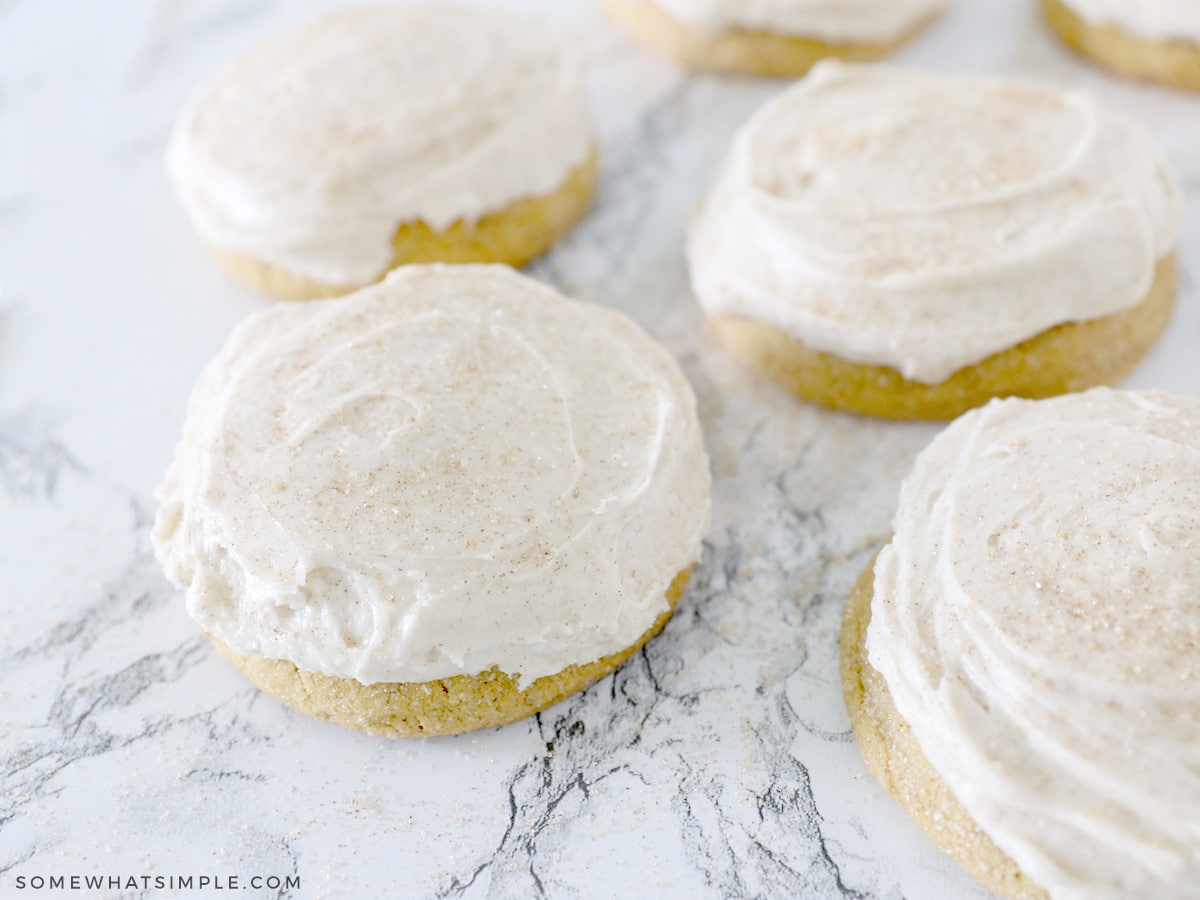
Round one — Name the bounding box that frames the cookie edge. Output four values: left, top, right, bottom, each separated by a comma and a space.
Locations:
210, 567, 691, 738
708, 255, 1176, 420
840, 550, 1049, 900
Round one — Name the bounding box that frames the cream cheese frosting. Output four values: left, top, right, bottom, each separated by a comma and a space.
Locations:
1058, 0, 1200, 44
153, 265, 711, 687
868, 388, 1200, 899
646, 0, 947, 42
688, 62, 1183, 384
167, 5, 593, 287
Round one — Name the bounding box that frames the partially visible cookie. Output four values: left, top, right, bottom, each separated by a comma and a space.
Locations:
1042, 0, 1200, 91
168, 6, 597, 299
154, 266, 712, 737
842, 389, 1200, 898
603, 0, 945, 76
690, 63, 1182, 419
841, 560, 1047, 900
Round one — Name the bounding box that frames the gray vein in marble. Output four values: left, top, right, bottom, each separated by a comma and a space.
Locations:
1, 507, 209, 851
0, 412, 84, 502
433, 635, 719, 899
739, 689, 866, 899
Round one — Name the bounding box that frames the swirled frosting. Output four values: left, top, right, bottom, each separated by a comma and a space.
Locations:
167, 5, 592, 287
1059, 0, 1200, 43
688, 63, 1182, 384
648, 0, 946, 42
153, 266, 711, 686
868, 388, 1200, 899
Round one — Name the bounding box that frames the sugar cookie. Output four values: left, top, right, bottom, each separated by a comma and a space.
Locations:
690, 64, 1182, 419
842, 389, 1200, 898
154, 266, 712, 737
168, 6, 597, 299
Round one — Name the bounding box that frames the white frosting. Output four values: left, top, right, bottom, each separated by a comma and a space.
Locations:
1059, 0, 1200, 44
153, 265, 711, 687
868, 389, 1200, 899
689, 63, 1183, 384
647, 0, 947, 42
167, 5, 593, 287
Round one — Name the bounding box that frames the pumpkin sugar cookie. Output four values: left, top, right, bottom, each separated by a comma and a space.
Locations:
168, 6, 598, 299
842, 389, 1200, 898
154, 266, 711, 737
689, 63, 1182, 419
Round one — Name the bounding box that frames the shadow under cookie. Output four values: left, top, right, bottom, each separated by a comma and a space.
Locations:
209, 568, 690, 738
212, 149, 599, 301
839, 553, 1049, 900
1042, 0, 1200, 91
709, 255, 1176, 421
602, 0, 938, 77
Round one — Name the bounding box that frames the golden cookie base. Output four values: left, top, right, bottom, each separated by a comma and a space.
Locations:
602, 0, 937, 76
709, 255, 1176, 421
209, 568, 690, 738
840, 554, 1049, 900
210, 149, 599, 301
1042, 0, 1200, 91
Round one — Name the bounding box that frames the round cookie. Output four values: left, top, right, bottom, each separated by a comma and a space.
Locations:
153, 266, 712, 738
1042, 0, 1200, 91
841, 390, 1200, 898
168, 6, 597, 300
603, 0, 945, 77
689, 63, 1183, 419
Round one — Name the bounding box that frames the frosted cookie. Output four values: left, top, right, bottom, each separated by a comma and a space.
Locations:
153, 266, 711, 737
689, 63, 1182, 420
1043, 0, 1200, 91
167, 6, 597, 300
841, 389, 1200, 899
602, 0, 946, 76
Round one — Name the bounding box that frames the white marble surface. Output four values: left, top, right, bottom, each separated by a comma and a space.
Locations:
2, 1, 1198, 898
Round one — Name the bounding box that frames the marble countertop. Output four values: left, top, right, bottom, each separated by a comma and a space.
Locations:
3, 1, 1198, 897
